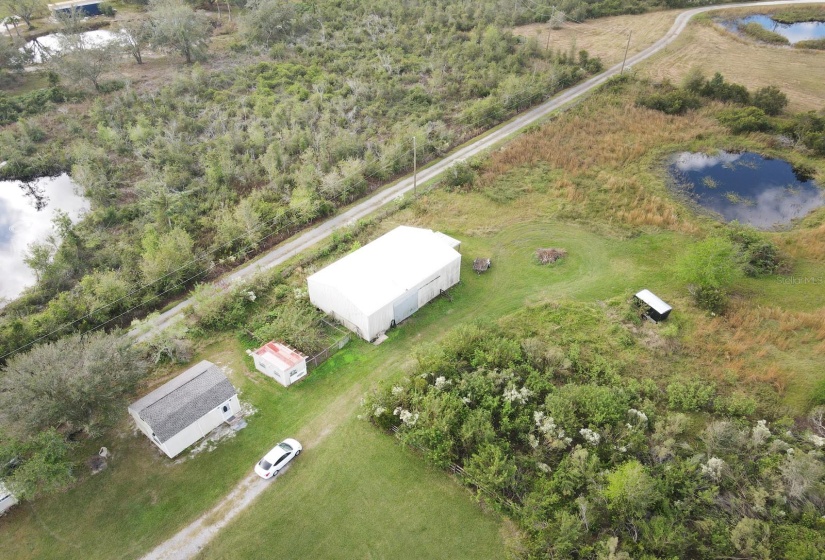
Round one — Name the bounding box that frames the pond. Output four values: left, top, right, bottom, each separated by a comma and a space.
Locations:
25, 29, 120, 64
0, 174, 88, 302
668, 151, 824, 230
724, 15, 825, 44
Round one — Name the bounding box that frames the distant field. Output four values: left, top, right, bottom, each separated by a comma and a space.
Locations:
515, 6, 825, 112
514, 10, 680, 67
637, 8, 825, 112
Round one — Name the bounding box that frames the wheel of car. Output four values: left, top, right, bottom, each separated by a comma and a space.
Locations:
296, 449, 301, 456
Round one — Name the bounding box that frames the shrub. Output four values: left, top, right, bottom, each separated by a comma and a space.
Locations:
99, 2, 116, 16
443, 161, 476, 190
726, 222, 782, 276
678, 236, 744, 313
667, 379, 716, 412
637, 89, 702, 115
752, 86, 788, 116
795, 38, 825, 50
700, 72, 751, 105
718, 106, 771, 134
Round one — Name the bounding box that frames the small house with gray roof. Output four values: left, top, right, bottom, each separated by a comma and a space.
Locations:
128, 360, 240, 458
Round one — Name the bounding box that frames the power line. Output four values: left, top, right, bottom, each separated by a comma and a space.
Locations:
1, 55, 590, 360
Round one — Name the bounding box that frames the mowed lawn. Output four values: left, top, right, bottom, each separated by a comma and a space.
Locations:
196, 417, 508, 560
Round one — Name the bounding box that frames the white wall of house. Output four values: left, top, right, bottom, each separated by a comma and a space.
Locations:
0, 483, 17, 516
131, 395, 241, 458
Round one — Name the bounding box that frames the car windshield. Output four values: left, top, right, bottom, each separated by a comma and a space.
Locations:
278, 442, 293, 452
259, 459, 272, 470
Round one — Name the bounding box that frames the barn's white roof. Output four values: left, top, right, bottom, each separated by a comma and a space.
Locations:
308, 226, 461, 315
635, 289, 672, 315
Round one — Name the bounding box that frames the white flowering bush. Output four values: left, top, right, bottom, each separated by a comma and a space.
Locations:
434, 376, 448, 390
503, 384, 533, 404
391, 385, 404, 397
701, 457, 726, 482
751, 420, 771, 446
580, 428, 601, 446
627, 408, 649, 430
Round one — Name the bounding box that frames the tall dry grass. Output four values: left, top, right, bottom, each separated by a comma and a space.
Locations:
778, 223, 825, 261
477, 103, 718, 232
687, 301, 825, 390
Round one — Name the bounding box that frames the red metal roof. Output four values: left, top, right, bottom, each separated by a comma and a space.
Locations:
254, 341, 306, 370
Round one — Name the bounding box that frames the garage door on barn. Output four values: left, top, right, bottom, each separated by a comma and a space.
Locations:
393, 290, 419, 323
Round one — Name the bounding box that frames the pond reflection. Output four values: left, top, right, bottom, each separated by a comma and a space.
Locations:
669, 151, 824, 230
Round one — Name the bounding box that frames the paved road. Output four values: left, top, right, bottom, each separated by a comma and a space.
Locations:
133, 0, 820, 342
133, 1, 823, 557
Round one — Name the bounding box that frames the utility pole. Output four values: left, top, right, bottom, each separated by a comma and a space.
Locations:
620, 30, 632, 74
412, 136, 417, 196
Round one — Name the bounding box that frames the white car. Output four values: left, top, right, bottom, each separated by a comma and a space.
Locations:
254, 438, 302, 479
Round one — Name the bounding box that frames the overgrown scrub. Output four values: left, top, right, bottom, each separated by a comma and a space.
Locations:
0, 0, 604, 359
365, 304, 825, 558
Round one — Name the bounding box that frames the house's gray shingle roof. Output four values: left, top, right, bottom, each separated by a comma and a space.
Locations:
128, 361, 236, 443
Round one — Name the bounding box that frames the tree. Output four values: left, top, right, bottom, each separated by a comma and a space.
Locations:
242, 0, 304, 45
0, 428, 74, 501
0, 35, 31, 78
0, 332, 148, 437
1, 0, 46, 29
140, 226, 200, 292
148, 0, 211, 64
119, 18, 152, 64
48, 33, 122, 91
678, 236, 744, 313
752, 85, 788, 116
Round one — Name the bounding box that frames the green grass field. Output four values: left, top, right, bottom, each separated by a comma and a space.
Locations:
3, 75, 824, 558
0, 215, 695, 559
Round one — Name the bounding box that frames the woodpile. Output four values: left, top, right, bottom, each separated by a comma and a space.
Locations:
473, 258, 491, 274
535, 248, 567, 264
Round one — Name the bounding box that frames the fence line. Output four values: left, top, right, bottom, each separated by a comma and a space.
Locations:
390, 425, 517, 510
306, 319, 350, 370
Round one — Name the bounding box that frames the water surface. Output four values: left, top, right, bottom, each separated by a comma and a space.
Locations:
725, 15, 825, 44
25, 29, 119, 63
669, 151, 824, 229
0, 174, 88, 301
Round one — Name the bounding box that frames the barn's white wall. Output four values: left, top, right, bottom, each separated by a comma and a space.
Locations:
362, 255, 461, 340
308, 278, 369, 339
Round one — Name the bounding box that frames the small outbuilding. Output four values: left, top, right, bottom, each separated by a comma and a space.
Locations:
0, 482, 17, 516
128, 360, 240, 458
48, 0, 103, 16
252, 341, 308, 387
308, 226, 461, 341
634, 289, 673, 322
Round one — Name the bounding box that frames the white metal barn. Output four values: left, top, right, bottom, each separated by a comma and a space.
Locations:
252, 341, 308, 387
307, 226, 461, 341
128, 360, 241, 458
